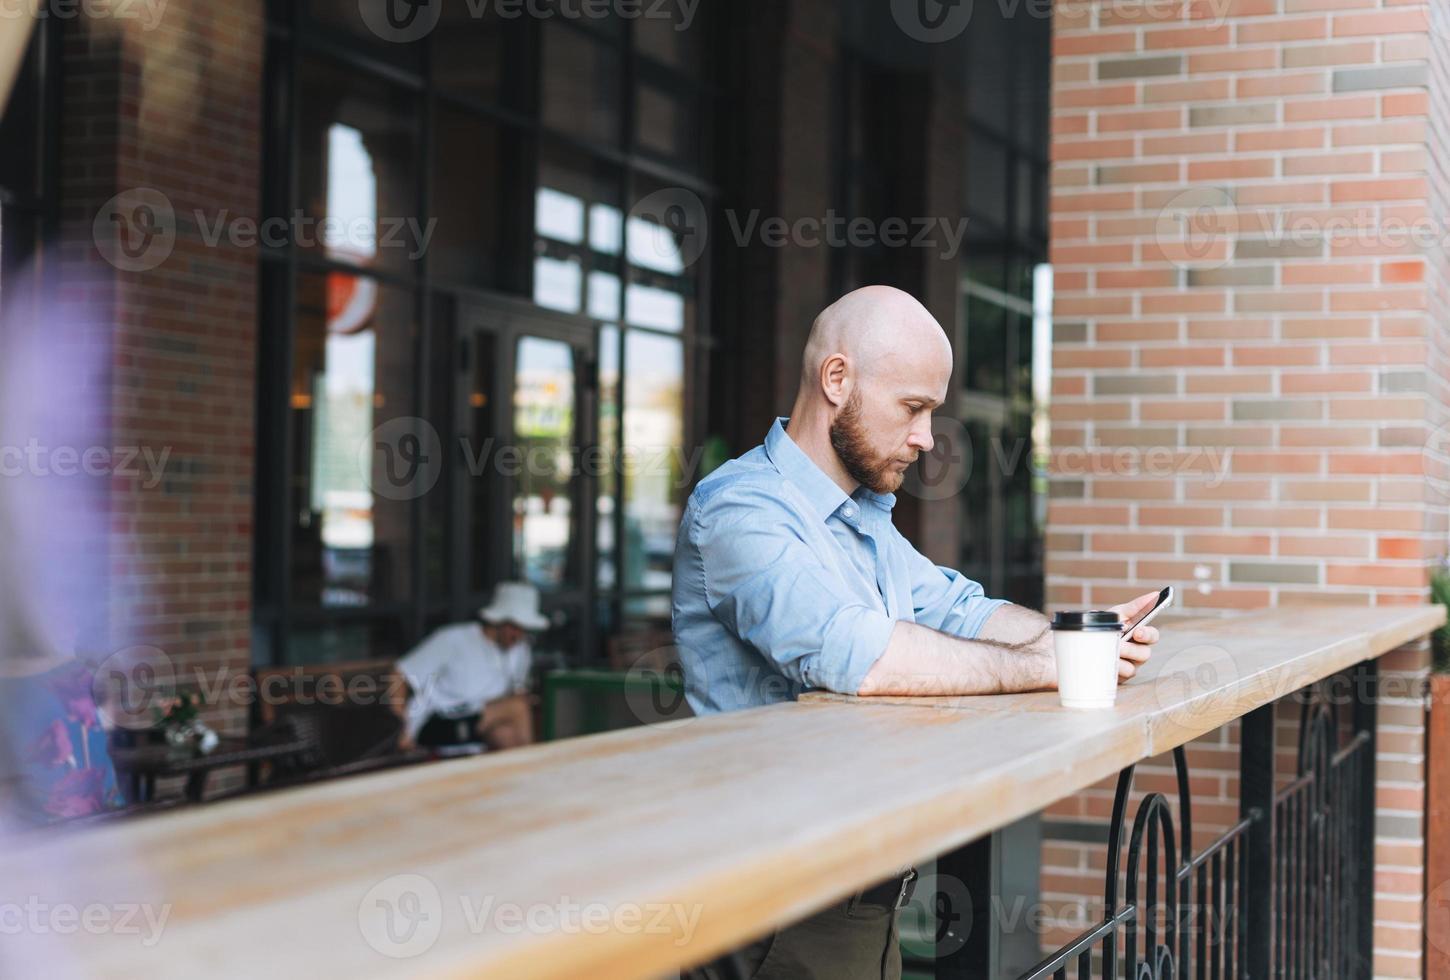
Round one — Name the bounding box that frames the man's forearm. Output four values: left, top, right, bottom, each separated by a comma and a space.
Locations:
855, 618, 1056, 697
973, 601, 1052, 650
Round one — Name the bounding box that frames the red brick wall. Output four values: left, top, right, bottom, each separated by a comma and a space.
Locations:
69, 3, 263, 785
1045, 0, 1439, 974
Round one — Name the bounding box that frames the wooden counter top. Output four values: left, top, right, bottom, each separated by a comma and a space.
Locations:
3, 604, 1441, 980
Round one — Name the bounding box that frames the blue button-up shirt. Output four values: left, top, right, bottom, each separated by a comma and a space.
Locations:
671, 418, 1006, 715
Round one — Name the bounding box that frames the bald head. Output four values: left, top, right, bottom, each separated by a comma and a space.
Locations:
799, 285, 952, 393
787, 286, 954, 495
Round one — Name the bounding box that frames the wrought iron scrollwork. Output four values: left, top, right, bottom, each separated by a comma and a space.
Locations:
1018, 666, 1376, 980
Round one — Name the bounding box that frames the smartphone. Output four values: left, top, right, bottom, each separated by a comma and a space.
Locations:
1123, 586, 1174, 636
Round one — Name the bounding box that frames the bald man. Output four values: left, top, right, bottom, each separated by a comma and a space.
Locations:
671, 286, 1160, 980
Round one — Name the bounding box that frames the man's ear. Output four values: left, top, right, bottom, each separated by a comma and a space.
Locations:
819, 353, 852, 407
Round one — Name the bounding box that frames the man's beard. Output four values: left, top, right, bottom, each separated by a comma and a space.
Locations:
829, 393, 902, 494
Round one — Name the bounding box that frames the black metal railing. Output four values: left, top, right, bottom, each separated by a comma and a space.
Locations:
1007, 660, 1378, 980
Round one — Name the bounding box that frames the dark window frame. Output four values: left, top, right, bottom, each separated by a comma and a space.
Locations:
254, 2, 719, 668
0, 17, 60, 298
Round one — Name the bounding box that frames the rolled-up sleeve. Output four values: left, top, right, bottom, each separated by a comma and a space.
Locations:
693, 487, 896, 695
890, 524, 1007, 639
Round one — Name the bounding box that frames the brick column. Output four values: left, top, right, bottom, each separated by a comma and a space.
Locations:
69, 3, 263, 768
1045, 1, 1440, 974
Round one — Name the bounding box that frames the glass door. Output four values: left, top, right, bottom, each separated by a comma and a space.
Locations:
449, 300, 598, 663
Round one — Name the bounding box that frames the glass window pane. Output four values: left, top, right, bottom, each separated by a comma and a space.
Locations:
297, 57, 419, 276
289, 271, 417, 608
307, 0, 425, 68
284, 618, 407, 666
542, 25, 621, 147
634, 7, 707, 72
538, 145, 624, 253
433, 5, 529, 109
635, 82, 705, 173
423, 295, 457, 601
622, 331, 683, 596
432, 104, 528, 290
534, 255, 583, 314
513, 337, 578, 592
533, 147, 624, 315
965, 136, 1009, 232
588, 271, 621, 321
963, 297, 1007, 397
0, 31, 42, 199
624, 280, 689, 333
596, 324, 620, 592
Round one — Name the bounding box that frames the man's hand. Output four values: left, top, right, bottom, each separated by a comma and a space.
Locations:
1109, 592, 1162, 683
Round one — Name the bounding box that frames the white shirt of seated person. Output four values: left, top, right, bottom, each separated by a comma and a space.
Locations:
397, 623, 531, 742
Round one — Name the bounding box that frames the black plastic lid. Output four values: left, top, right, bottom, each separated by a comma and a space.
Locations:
1051, 610, 1124, 632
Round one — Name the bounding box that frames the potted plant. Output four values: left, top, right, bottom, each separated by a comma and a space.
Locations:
152, 689, 219, 758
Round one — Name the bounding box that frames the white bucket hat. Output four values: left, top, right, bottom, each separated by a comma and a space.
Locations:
477, 581, 549, 631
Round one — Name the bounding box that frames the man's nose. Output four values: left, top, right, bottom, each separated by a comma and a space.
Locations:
907, 419, 935, 454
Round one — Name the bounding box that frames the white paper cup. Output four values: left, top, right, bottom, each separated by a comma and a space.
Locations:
1051, 610, 1123, 709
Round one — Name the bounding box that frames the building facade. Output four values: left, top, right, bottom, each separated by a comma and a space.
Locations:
0, 0, 1443, 973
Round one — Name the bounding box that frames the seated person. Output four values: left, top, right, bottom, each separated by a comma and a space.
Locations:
0, 650, 123, 828
394, 582, 545, 752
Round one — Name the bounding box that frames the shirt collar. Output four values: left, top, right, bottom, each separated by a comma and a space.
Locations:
764, 417, 896, 524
